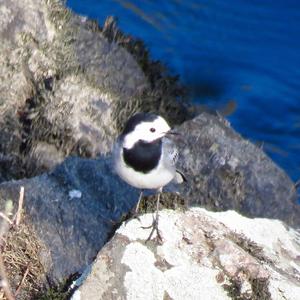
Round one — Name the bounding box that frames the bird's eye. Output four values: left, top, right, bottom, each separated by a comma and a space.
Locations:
150, 128, 156, 132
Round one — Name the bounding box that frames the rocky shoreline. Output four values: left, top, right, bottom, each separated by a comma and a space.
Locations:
0, 1, 299, 299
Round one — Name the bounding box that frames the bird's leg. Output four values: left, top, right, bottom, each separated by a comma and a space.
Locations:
135, 190, 143, 215
126, 190, 143, 223
143, 188, 163, 243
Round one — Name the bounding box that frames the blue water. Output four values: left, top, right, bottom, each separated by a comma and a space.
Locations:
67, 0, 300, 182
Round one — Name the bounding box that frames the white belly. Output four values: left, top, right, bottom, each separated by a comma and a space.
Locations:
115, 151, 175, 190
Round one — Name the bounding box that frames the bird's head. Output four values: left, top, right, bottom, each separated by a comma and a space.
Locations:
121, 113, 171, 149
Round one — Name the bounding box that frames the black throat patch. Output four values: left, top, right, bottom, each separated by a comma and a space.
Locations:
123, 139, 162, 173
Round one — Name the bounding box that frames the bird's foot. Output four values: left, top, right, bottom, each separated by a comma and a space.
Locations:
142, 215, 163, 244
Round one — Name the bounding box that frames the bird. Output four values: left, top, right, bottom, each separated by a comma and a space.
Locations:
113, 112, 184, 242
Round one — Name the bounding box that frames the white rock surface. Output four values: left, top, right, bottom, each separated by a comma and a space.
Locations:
73, 208, 300, 300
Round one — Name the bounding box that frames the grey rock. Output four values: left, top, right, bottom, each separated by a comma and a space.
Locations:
0, 0, 50, 43
0, 0, 143, 179
176, 113, 299, 228
0, 0, 186, 181
0, 156, 139, 283
72, 208, 300, 300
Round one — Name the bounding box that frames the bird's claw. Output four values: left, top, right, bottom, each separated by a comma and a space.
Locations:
142, 215, 163, 244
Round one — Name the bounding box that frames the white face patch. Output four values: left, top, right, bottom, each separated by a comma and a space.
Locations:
123, 116, 171, 149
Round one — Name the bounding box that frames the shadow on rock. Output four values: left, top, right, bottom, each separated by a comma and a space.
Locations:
0, 156, 139, 284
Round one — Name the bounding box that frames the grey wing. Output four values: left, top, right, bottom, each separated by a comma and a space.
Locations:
162, 137, 179, 166
162, 137, 186, 184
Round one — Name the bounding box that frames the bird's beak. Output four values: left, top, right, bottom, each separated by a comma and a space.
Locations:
165, 129, 181, 137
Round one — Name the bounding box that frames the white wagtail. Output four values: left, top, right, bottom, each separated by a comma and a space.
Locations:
113, 112, 184, 242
